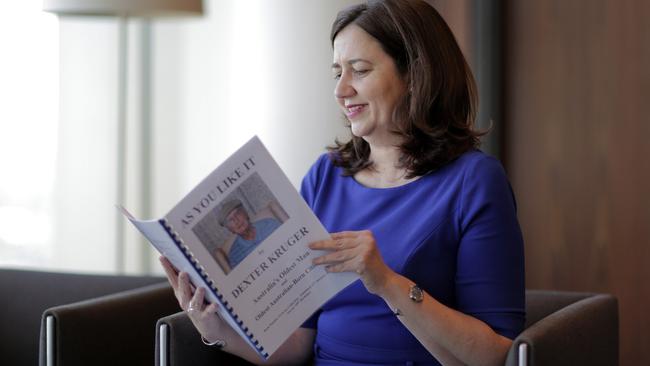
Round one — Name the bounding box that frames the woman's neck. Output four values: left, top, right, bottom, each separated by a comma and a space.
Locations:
354, 141, 419, 188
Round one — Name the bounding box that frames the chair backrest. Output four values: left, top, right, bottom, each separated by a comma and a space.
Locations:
524, 290, 593, 327
506, 290, 619, 366
40, 282, 176, 366
0, 268, 164, 366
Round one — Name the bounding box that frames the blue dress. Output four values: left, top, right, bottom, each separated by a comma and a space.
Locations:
300, 150, 525, 366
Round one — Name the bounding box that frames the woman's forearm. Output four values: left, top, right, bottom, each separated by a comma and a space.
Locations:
378, 273, 511, 366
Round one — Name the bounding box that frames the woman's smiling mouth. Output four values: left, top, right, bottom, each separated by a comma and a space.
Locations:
345, 104, 367, 118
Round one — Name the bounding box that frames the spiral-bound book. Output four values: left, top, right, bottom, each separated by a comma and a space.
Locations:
120, 136, 356, 359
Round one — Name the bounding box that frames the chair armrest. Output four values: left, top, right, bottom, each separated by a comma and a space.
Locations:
156, 311, 254, 366
1, 268, 165, 366
39, 282, 178, 366
505, 294, 618, 366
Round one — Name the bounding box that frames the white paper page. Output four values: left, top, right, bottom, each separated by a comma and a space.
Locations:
163, 136, 357, 357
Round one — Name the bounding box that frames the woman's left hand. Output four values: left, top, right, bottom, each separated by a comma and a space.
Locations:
309, 230, 394, 295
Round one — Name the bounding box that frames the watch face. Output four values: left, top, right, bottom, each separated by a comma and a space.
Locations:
409, 284, 423, 302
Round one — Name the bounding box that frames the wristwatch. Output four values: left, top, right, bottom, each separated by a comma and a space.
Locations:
409, 283, 423, 302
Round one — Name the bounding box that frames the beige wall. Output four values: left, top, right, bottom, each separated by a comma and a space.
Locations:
504, 1, 650, 365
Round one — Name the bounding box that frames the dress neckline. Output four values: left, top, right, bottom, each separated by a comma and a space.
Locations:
348, 170, 430, 193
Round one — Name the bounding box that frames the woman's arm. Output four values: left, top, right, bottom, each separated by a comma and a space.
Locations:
159, 256, 315, 366
378, 272, 511, 366
310, 231, 511, 366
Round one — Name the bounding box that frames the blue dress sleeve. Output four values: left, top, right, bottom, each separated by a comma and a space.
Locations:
455, 155, 526, 339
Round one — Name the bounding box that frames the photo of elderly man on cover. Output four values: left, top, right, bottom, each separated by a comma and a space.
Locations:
191, 172, 289, 274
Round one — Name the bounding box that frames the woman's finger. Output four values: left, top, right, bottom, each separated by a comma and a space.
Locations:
308, 239, 336, 250
331, 231, 359, 240
204, 302, 221, 317
309, 237, 355, 250
205, 302, 219, 314
325, 260, 364, 275
312, 248, 357, 265
188, 287, 206, 314
177, 272, 194, 309
159, 256, 180, 291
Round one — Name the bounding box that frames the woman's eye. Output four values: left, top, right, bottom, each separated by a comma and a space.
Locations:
332, 69, 368, 80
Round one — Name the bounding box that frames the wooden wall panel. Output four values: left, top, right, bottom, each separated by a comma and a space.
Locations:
430, 0, 473, 59
504, 1, 650, 365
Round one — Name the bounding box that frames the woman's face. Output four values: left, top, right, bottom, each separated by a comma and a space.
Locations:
332, 24, 407, 144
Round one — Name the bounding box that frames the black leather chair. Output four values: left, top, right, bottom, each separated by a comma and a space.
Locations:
155, 290, 618, 366
0, 268, 176, 366
156, 311, 251, 366
505, 290, 618, 366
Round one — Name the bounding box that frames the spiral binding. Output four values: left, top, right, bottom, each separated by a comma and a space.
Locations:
159, 218, 268, 358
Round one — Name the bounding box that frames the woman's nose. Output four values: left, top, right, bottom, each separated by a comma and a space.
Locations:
334, 74, 355, 99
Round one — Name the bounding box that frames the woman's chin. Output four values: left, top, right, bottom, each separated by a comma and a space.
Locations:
350, 123, 370, 138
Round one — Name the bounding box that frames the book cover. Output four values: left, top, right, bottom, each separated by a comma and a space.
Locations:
121, 136, 356, 359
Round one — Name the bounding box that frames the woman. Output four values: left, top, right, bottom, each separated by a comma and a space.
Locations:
161, 1, 525, 365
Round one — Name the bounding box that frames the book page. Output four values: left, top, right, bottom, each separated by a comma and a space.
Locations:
163, 136, 356, 357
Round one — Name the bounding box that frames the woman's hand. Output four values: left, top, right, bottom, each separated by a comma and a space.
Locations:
159, 256, 225, 342
309, 230, 395, 295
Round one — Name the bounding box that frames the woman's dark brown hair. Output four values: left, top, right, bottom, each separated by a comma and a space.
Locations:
328, 0, 483, 178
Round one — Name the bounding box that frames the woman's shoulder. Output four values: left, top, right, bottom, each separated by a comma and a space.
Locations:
452, 149, 517, 213
440, 149, 505, 179
305, 152, 339, 180
314, 152, 335, 168
438, 150, 512, 202
455, 149, 499, 167
300, 152, 341, 206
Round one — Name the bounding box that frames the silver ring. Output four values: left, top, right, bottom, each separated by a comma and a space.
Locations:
187, 306, 195, 312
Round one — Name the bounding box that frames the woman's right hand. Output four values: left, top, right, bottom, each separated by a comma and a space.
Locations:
159, 256, 225, 343
160, 255, 316, 365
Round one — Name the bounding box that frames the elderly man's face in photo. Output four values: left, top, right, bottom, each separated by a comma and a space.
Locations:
224, 207, 251, 235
